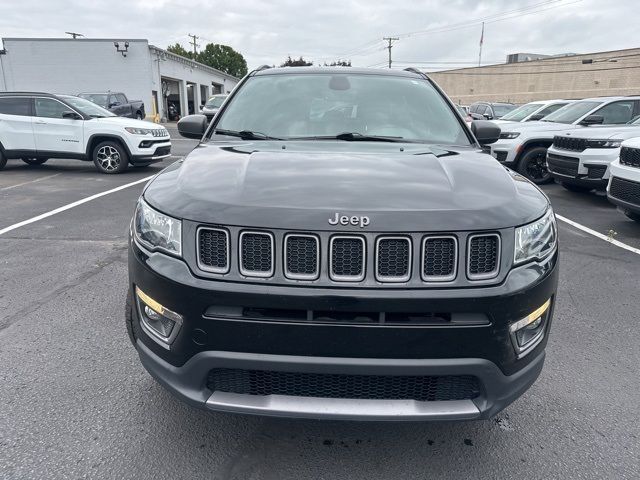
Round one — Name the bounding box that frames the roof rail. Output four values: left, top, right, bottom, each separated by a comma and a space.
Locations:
403, 67, 429, 79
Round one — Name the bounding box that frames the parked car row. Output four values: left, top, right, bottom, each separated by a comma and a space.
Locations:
0, 92, 171, 174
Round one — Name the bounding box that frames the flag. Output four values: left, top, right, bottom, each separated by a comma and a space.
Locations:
479, 22, 484, 47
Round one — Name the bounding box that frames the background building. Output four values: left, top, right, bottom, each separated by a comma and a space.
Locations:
0, 38, 239, 121
430, 47, 640, 105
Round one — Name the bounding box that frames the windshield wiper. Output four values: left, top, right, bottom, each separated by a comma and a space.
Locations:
214, 129, 283, 140
291, 132, 405, 142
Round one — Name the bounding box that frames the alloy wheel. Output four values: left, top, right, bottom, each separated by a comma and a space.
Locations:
96, 145, 121, 172
525, 152, 550, 182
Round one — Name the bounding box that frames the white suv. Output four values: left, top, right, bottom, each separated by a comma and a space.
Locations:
546, 120, 640, 192
607, 138, 640, 223
489, 96, 640, 184
0, 92, 171, 174
493, 99, 572, 125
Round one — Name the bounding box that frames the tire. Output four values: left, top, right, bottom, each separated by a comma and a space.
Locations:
624, 210, 640, 223
135, 112, 143, 120
517, 146, 552, 184
92, 140, 129, 174
0, 150, 6, 171
561, 182, 592, 193
21, 157, 48, 166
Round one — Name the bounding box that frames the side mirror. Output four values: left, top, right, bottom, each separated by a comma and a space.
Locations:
177, 114, 207, 139
528, 113, 545, 121
471, 120, 501, 145
580, 114, 604, 126
109, 102, 120, 108
483, 113, 492, 120
62, 111, 81, 120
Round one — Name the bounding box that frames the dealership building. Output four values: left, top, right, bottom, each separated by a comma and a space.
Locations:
0, 37, 239, 121
430, 47, 640, 105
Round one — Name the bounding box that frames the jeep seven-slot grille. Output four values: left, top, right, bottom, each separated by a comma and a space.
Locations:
423, 237, 457, 281
194, 228, 503, 284
240, 232, 273, 276
468, 234, 500, 279
206, 368, 481, 402
376, 237, 410, 281
609, 177, 640, 205
553, 136, 588, 152
620, 147, 640, 168
331, 237, 365, 281
285, 235, 319, 279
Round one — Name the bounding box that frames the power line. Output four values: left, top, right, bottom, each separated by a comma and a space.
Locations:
383, 37, 399, 68
187, 33, 200, 56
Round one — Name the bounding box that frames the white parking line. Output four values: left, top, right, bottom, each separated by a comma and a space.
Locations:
0, 173, 62, 191
0, 176, 153, 236
556, 214, 640, 256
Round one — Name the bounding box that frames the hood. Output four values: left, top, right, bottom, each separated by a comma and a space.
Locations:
144, 141, 549, 232
555, 125, 640, 140
502, 121, 582, 133
92, 116, 164, 129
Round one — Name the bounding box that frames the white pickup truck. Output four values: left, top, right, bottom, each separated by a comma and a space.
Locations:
0, 92, 171, 174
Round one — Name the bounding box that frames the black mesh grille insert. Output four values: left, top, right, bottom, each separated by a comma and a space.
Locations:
241, 232, 273, 275
620, 147, 640, 168
495, 151, 508, 162
468, 235, 499, 277
285, 235, 318, 278
609, 177, 640, 205
423, 237, 456, 280
547, 153, 579, 177
552, 135, 588, 152
587, 165, 607, 179
376, 238, 410, 280
331, 237, 364, 279
207, 368, 481, 402
198, 228, 229, 271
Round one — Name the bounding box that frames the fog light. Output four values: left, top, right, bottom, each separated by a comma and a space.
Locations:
510, 299, 551, 356
135, 286, 183, 347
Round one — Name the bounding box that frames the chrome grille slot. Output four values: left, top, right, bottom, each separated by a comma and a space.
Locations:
197, 227, 230, 274
284, 234, 319, 280
467, 234, 500, 280
422, 236, 457, 281
330, 236, 365, 282
240, 231, 274, 277
375, 237, 411, 282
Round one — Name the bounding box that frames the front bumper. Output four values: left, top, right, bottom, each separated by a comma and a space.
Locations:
547, 146, 617, 188
490, 139, 521, 166
129, 140, 172, 164
128, 241, 558, 420
608, 161, 640, 214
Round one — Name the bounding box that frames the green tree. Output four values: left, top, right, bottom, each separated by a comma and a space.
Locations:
324, 60, 351, 67
280, 56, 313, 67
196, 44, 248, 78
167, 42, 194, 60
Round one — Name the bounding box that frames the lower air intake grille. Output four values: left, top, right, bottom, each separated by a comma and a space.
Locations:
376, 237, 410, 281
285, 235, 319, 279
468, 234, 500, 279
547, 153, 579, 177
495, 151, 508, 162
207, 369, 481, 402
609, 177, 640, 205
240, 232, 273, 277
587, 165, 607, 179
198, 228, 229, 273
422, 236, 457, 281
330, 237, 365, 281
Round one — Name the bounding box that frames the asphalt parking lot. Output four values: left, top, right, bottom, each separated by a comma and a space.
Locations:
1, 128, 639, 480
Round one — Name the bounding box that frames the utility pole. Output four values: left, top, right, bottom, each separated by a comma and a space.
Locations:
383, 37, 399, 69
188, 33, 200, 57
65, 32, 84, 39
478, 22, 484, 67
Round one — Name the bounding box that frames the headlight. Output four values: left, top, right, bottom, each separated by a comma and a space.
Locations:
586, 139, 622, 148
514, 208, 557, 265
499, 132, 520, 139
125, 127, 154, 135
134, 199, 182, 256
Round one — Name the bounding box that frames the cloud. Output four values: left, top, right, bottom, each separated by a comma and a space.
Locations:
0, 0, 636, 70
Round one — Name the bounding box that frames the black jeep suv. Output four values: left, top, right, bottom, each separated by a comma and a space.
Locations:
126, 67, 558, 421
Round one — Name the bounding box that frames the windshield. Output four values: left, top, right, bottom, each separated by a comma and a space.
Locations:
500, 103, 543, 121
78, 93, 109, 108
542, 101, 601, 124
213, 73, 470, 145
60, 96, 116, 117
205, 96, 226, 108
493, 104, 517, 118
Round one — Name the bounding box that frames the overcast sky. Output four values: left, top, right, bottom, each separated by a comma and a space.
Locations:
0, 0, 637, 71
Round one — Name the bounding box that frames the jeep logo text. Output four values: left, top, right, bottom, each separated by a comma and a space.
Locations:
328, 212, 370, 228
